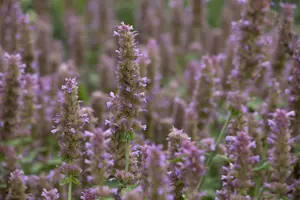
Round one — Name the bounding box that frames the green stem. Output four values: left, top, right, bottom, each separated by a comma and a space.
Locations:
125, 141, 130, 173
257, 172, 271, 200
68, 174, 72, 200
254, 176, 262, 197
197, 110, 232, 191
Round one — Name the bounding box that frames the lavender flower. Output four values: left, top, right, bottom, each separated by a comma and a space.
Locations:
67, 15, 85, 68
107, 22, 146, 170
288, 58, 300, 137
0, 146, 20, 192
97, 54, 117, 94
247, 112, 264, 160
177, 140, 206, 198
52, 77, 88, 162
272, 3, 295, 79
137, 48, 150, 78
184, 60, 199, 99
1, 53, 24, 140
17, 14, 36, 74
229, 0, 271, 91
85, 128, 112, 185
20, 74, 38, 135
267, 109, 294, 196
167, 128, 190, 199
187, 0, 205, 46
145, 39, 160, 140
184, 102, 198, 140
85, 0, 100, 50
4, 0, 22, 53
170, 0, 184, 51
35, 18, 52, 75
41, 188, 59, 200
98, 0, 115, 43
220, 0, 244, 42
190, 56, 216, 134
171, 97, 187, 130
90, 91, 109, 127
141, 144, 173, 200
227, 91, 248, 136
160, 33, 176, 83
6, 169, 27, 200
225, 131, 259, 195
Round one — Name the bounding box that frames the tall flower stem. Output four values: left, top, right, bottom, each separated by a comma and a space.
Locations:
68, 174, 72, 200
197, 110, 232, 191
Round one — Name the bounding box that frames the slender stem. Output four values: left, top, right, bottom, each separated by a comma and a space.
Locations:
197, 110, 232, 191
254, 176, 261, 197
68, 174, 72, 200
125, 141, 130, 173
257, 172, 271, 200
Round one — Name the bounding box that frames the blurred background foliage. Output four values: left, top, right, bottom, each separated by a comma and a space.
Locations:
20, 0, 300, 42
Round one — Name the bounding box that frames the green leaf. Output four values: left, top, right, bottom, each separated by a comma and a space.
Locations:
71, 176, 80, 185
169, 156, 184, 163
121, 184, 139, 193
47, 157, 62, 166
104, 179, 123, 188
0, 184, 7, 189
253, 161, 270, 172
5, 136, 32, 147
121, 131, 135, 142
213, 154, 230, 163
31, 162, 44, 174
60, 177, 71, 185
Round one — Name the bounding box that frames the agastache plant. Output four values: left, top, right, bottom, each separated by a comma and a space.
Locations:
141, 144, 173, 200
106, 22, 146, 171
145, 38, 160, 140
272, 3, 296, 80
190, 56, 216, 135
170, 0, 184, 52
1, 53, 24, 140
229, 0, 271, 91
52, 78, 88, 200
84, 128, 112, 185
266, 109, 294, 197
178, 140, 206, 199
17, 14, 36, 74
6, 169, 27, 200
225, 131, 259, 196
1, 1, 300, 200
167, 127, 190, 199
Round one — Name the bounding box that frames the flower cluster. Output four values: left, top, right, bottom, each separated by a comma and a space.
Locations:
107, 22, 146, 170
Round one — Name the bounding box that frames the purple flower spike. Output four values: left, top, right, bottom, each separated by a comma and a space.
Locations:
52, 77, 88, 164
142, 144, 173, 200
267, 109, 294, 196
6, 169, 28, 200
225, 131, 258, 195
107, 22, 146, 170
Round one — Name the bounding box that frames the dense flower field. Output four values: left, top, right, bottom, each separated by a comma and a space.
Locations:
1, 0, 300, 199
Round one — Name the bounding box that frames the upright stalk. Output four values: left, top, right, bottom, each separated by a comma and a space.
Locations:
68, 174, 72, 200
197, 110, 232, 191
